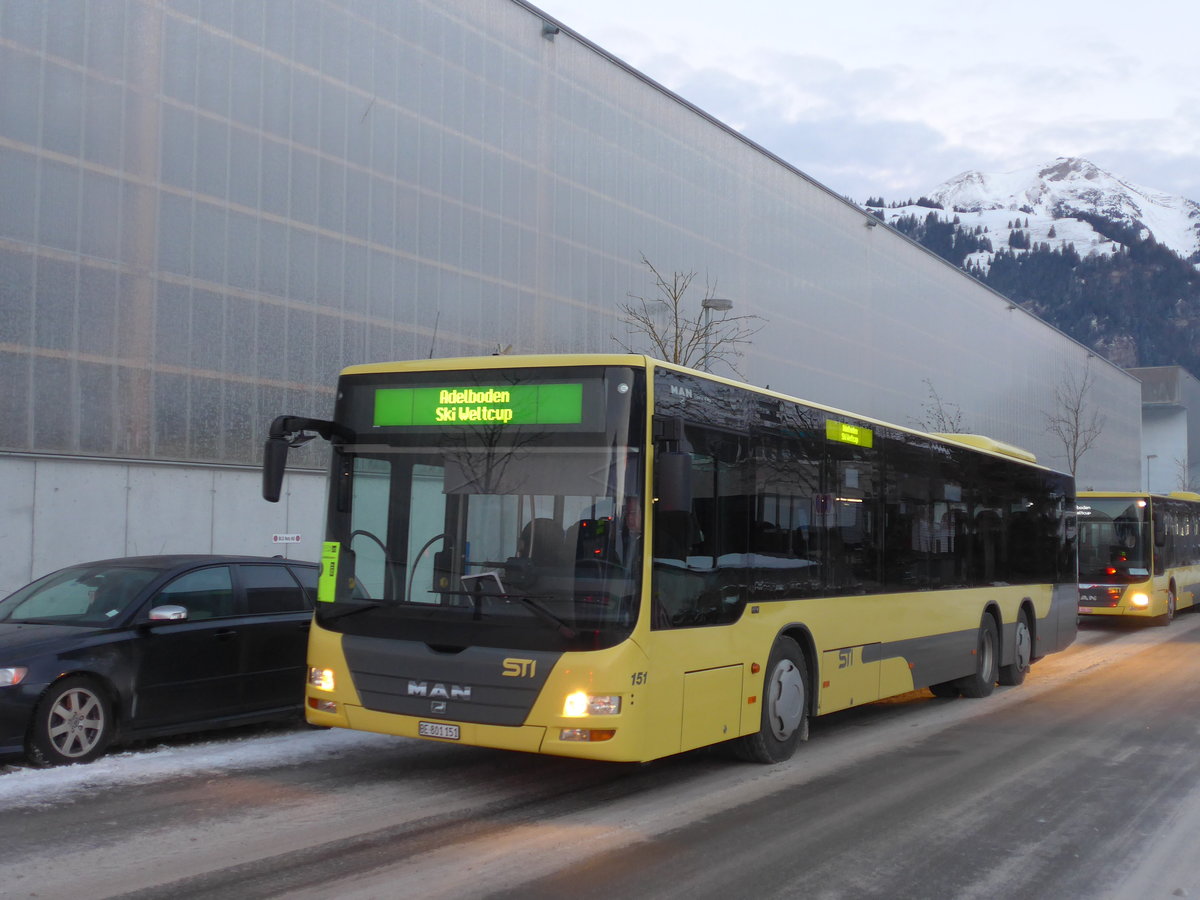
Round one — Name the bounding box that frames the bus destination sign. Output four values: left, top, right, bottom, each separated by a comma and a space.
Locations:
826, 419, 873, 448
374, 383, 584, 427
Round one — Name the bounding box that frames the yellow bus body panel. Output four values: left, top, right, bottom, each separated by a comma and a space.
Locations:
306, 581, 1056, 762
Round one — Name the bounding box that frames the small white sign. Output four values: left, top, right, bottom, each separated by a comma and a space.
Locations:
272, 533, 302, 544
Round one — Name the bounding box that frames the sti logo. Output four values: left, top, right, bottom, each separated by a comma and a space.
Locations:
502, 658, 536, 677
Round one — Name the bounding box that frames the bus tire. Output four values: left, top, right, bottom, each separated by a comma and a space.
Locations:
998, 608, 1032, 686
735, 636, 809, 764
1156, 589, 1176, 626
955, 615, 999, 698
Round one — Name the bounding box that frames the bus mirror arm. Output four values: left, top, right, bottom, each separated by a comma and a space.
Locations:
262, 415, 354, 503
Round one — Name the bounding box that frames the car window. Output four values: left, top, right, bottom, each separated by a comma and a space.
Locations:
287, 565, 319, 605
155, 566, 235, 619
0, 565, 159, 625
239, 564, 311, 614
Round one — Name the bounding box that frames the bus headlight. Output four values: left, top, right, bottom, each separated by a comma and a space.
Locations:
563, 691, 621, 717
309, 667, 336, 691
1129, 593, 1150, 608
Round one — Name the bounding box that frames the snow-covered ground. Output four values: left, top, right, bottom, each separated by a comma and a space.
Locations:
0, 725, 397, 810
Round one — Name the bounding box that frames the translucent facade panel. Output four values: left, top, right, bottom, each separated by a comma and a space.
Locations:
0, 148, 38, 243
0, 0, 1142, 492
0, 252, 34, 348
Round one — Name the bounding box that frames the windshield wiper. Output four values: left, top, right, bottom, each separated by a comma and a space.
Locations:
438, 590, 576, 639
316, 600, 383, 620
504, 593, 577, 640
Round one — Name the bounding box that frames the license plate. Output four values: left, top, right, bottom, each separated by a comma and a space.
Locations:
418, 721, 460, 740
1079, 607, 1094, 614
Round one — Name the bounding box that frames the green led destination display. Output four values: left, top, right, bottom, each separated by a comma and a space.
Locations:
374, 383, 584, 427
826, 419, 874, 447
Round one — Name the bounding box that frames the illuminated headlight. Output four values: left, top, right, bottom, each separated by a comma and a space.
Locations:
1129, 593, 1151, 608
309, 667, 336, 691
562, 691, 621, 717
0, 667, 27, 687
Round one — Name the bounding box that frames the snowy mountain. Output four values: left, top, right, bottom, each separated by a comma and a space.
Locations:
927, 157, 1200, 266
861, 158, 1200, 375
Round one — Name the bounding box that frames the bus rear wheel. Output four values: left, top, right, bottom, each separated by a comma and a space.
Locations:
998, 608, 1032, 686
735, 636, 809, 764
955, 615, 999, 698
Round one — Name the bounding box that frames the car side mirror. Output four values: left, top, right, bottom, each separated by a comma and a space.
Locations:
148, 604, 188, 622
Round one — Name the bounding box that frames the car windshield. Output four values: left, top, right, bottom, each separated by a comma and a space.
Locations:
0, 565, 162, 626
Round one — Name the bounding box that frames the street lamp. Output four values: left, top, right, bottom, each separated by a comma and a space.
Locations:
1146, 454, 1157, 492
701, 297, 733, 372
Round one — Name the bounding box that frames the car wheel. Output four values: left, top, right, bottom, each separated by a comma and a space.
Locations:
734, 636, 809, 763
998, 608, 1033, 686
956, 615, 999, 698
27, 676, 114, 766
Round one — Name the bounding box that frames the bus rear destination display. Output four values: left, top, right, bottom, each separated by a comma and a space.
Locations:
374, 383, 584, 427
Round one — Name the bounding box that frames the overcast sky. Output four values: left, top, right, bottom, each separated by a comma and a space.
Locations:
530, 0, 1200, 204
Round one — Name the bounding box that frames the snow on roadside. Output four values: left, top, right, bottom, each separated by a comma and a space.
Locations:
0, 726, 397, 810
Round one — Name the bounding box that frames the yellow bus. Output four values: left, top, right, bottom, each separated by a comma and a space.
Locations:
262, 354, 1077, 763
1077, 490, 1200, 625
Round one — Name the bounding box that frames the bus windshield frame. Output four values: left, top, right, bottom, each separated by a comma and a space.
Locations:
1077, 496, 1151, 582
317, 364, 646, 653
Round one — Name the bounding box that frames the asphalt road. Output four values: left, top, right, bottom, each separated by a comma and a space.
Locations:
2, 613, 1199, 900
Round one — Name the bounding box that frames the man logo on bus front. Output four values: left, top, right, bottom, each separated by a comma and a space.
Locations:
407, 680, 472, 700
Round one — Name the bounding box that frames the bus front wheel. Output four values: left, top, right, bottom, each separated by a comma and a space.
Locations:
1156, 589, 1177, 626
956, 615, 999, 698
735, 636, 809, 764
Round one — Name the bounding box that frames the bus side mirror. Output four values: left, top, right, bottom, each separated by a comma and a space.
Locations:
657, 452, 692, 512
262, 436, 289, 503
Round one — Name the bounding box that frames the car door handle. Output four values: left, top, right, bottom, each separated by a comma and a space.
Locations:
213, 629, 238, 640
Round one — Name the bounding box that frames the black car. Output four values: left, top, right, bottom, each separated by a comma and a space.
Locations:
0, 554, 319, 766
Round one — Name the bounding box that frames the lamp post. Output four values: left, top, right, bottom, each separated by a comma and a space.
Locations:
701, 297, 733, 372
1146, 454, 1157, 492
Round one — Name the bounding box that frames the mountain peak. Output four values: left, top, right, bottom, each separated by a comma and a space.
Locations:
929, 157, 1200, 262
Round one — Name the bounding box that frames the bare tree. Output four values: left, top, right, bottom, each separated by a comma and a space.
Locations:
1043, 361, 1106, 476
912, 378, 966, 433
1174, 456, 1199, 492
614, 254, 763, 376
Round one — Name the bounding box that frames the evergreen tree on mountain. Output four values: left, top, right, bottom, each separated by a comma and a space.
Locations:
874, 199, 1200, 375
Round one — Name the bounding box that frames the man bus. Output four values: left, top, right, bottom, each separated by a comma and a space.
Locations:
1077, 490, 1200, 625
263, 354, 1077, 763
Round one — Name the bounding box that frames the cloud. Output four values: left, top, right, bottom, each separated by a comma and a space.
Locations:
542, 0, 1200, 203
645, 46, 1200, 203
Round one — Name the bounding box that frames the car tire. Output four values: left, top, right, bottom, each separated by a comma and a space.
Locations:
27, 676, 114, 767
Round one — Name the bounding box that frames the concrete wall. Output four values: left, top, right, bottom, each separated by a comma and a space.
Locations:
0, 454, 325, 596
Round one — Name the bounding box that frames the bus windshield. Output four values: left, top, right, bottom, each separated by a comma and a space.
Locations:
321, 366, 645, 652
1077, 497, 1149, 581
